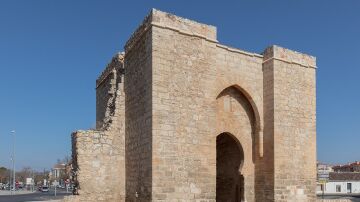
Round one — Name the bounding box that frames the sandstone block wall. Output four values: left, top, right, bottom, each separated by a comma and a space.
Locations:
70, 130, 122, 201
151, 11, 217, 201
96, 53, 125, 129
124, 13, 153, 201
263, 46, 317, 202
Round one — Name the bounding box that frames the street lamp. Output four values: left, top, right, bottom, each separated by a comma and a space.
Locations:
9, 160, 11, 195
10, 130, 15, 195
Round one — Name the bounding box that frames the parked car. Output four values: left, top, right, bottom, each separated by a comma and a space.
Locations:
41, 186, 49, 192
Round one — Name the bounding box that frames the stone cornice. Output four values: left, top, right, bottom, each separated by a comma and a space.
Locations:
262, 56, 317, 69
216, 44, 263, 58
151, 22, 218, 43
124, 9, 217, 52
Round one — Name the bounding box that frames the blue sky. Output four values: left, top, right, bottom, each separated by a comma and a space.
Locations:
0, 0, 359, 170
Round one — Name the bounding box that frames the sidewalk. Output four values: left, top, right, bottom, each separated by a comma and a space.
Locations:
0, 190, 35, 195
26, 201, 61, 202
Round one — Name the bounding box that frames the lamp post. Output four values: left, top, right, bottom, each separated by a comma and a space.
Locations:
10, 130, 15, 195
9, 161, 11, 195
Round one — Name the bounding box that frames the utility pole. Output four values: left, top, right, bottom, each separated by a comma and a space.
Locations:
54, 180, 57, 196
11, 130, 15, 195
9, 161, 11, 195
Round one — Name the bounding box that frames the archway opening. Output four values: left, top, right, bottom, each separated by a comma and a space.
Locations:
216, 133, 244, 202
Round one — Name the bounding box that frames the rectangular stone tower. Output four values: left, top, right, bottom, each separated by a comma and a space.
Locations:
67, 9, 317, 202
263, 46, 317, 201
123, 9, 316, 202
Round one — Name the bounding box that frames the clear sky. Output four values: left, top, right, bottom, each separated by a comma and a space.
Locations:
0, 0, 359, 170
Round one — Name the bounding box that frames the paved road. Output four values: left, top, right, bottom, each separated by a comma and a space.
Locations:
0, 189, 71, 202
0, 190, 34, 196
318, 195, 360, 202
2, 191, 359, 202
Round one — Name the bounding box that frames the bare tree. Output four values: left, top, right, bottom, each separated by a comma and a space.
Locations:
34, 172, 45, 186
0, 167, 10, 184
62, 155, 71, 164
16, 167, 32, 183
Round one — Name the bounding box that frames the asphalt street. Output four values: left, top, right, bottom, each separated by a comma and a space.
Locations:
318, 195, 360, 202
0, 189, 71, 202
2, 191, 360, 202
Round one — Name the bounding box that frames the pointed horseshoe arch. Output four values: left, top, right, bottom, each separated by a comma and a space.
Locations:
216, 84, 263, 157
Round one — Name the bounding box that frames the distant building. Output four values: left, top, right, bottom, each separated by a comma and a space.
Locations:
333, 161, 360, 173
317, 172, 360, 195
317, 162, 333, 181
50, 163, 66, 179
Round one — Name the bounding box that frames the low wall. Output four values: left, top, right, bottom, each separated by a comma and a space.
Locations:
63, 130, 124, 202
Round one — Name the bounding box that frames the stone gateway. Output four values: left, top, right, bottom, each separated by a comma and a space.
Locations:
65, 9, 317, 202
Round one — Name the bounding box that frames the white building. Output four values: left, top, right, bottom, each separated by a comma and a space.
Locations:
317, 172, 360, 195
50, 163, 66, 179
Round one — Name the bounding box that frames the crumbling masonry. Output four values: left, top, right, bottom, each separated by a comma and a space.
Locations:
65, 9, 317, 202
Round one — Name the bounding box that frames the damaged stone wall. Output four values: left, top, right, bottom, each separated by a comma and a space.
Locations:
96, 54, 125, 130
64, 53, 125, 202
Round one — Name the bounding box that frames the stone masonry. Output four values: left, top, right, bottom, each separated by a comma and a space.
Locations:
65, 9, 317, 202
64, 53, 125, 202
